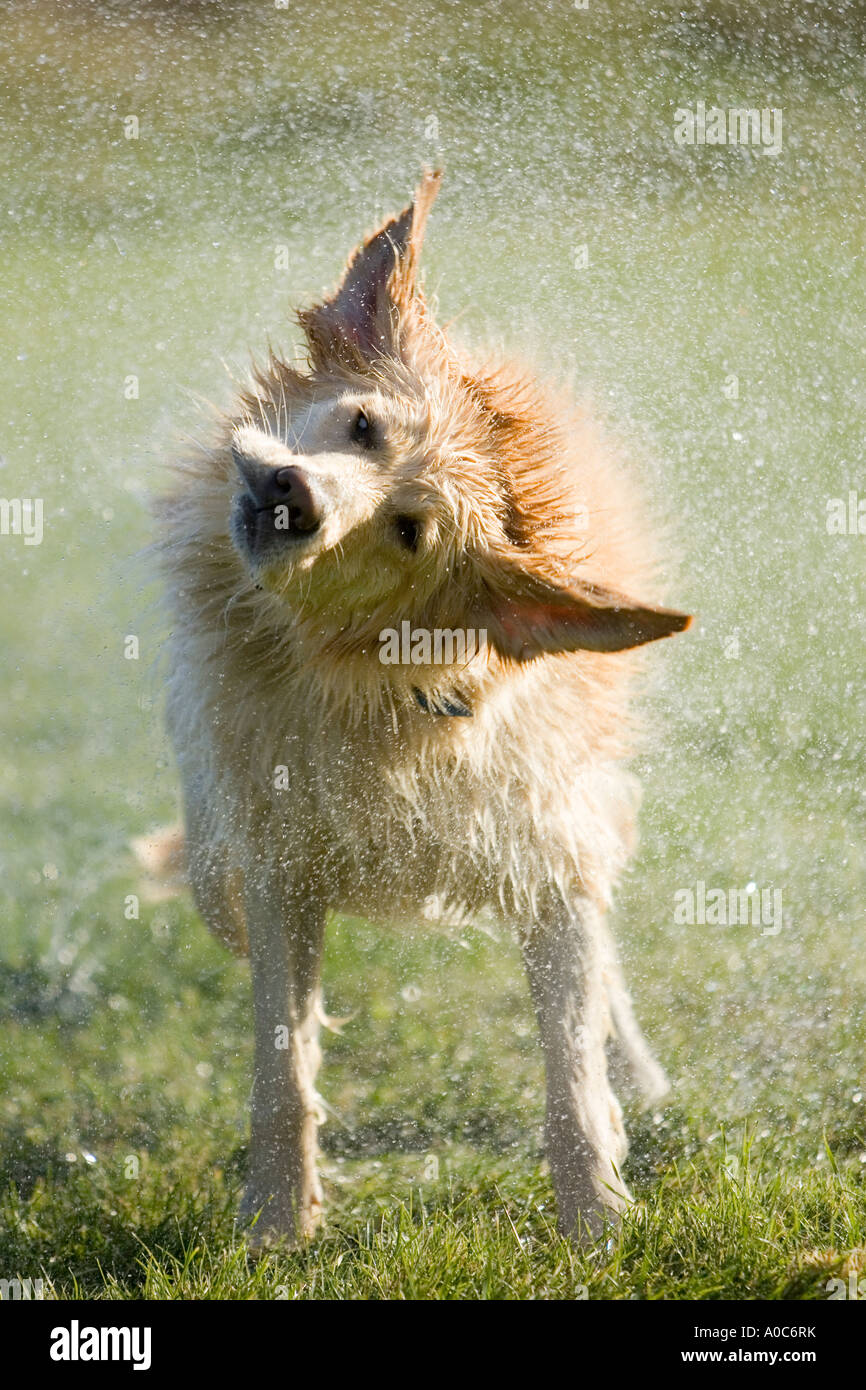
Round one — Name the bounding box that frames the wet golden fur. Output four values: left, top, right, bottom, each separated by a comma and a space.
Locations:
153, 172, 690, 1245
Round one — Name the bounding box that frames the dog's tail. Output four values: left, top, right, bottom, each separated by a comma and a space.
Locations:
131, 822, 186, 901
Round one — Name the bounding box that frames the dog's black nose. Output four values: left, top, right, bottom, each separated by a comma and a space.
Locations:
270, 466, 323, 532
233, 447, 325, 533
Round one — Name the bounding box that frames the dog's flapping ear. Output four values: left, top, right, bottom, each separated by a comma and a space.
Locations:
299, 170, 442, 371
476, 554, 692, 661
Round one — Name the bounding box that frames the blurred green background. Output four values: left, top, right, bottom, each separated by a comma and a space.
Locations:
1, 0, 865, 1297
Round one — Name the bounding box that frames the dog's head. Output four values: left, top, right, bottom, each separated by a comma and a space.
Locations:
227, 172, 691, 677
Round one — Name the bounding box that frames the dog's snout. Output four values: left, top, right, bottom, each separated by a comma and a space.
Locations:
232, 445, 326, 535
271, 466, 322, 532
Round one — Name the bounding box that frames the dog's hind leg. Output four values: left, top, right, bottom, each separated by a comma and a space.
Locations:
132, 817, 249, 956
184, 809, 249, 957
523, 898, 630, 1244
239, 865, 327, 1250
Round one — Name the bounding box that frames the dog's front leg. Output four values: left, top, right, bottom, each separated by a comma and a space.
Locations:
239, 866, 326, 1249
602, 941, 670, 1107
523, 900, 630, 1243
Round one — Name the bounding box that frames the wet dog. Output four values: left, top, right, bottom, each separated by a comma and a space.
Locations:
153, 171, 691, 1246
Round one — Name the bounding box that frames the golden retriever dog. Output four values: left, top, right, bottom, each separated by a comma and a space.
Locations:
152, 171, 691, 1248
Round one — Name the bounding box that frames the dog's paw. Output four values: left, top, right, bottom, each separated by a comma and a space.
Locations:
554, 1165, 632, 1249
240, 1188, 323, 1255
561, 1200, 626, 1250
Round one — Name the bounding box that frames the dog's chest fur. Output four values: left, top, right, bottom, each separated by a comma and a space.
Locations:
169, 625, 638, 928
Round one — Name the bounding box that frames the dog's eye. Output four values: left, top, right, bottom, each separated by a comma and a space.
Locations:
351, 409, 375, 449
394, 515, 420, 551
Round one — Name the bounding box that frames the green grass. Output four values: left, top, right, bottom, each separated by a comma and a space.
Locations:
1, 0, 865, 1299
3, 1134, 866, 1300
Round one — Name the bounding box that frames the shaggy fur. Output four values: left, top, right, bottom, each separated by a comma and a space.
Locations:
153, 171, 691, 1246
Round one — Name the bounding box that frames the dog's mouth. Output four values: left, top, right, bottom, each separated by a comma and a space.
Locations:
230, 492, 321, 565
